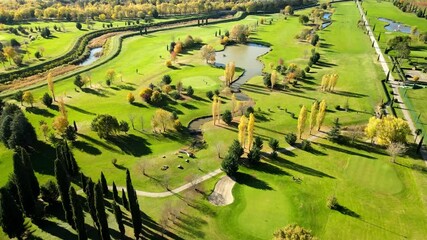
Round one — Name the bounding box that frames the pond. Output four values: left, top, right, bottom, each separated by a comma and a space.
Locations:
79, 47, 103, 66
214, 43, 270, 99
378, 17, 412, 34
322, 12, 332, 29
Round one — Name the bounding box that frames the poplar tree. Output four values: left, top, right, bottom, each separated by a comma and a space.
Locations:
55, 159, 74, 227
271, 70, 278, 89
0, 187, 26, 240
247, 113, 255, 150
126, 169, 142, 239
238, 115, 248, 147
47, 72, 55, 101
212, 96, 218, 125
329, 73, 339, 91
309, 101, 319, 134
112, 201, 125, 239
100, 172, 109, 197
231, 94, 237, 117
70, 186, 87, 240
316, 100, 327, 131
13, 150, 36, 217
297, 105, 308, 139
216, 96, 221, 125
94, 182, 110, 240
121, 189, 129, 210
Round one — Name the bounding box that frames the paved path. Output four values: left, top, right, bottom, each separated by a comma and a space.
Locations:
356, 0, 427, 163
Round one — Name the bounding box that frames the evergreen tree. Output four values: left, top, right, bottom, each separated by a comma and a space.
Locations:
327, 118, 342, 143
100, 172, 109, 197
112, 201, 125, 239
0, 187, 26, 240
221, 153, 239, 176
57, 141, 79, 176
121, 189, 129, 210
126, 169, 142, 239
86, 179, 100, 231
81, 172, 87, 194
94, 182, 111, 240
8, 112, 37, 148
70, 187, 87, 240
19, 147, 40, 199
13, 151, 36, 217
55, 159, 74, 228
112, 182, 119, 203
0, 115, 12, 146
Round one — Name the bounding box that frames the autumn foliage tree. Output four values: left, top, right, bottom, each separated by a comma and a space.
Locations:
200, 44, 216, 64
247, 113, 255, 150
151, 109, 175, 133
297, 105, 307, 139
364, 116, 410, 145
238, 115, 248, 147
309, 101, 319, 134
316, 100, 327, 131
224, 62, 235, 86
47, 72, 55, 101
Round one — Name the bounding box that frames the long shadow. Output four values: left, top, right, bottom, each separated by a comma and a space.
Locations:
234, 172, 273, 190
106, 134, 151, 157
72, 140, 102, 155
26, 107, 55, 117
267, 156, 335, 178
251, 161, 291, 176
331, 90, 367, 98
190, 95, 209, 103
334, 204, 360, 218
82, 88, 108, 97
140, 211, 184, 240
65, 104, 96, 115
32, 218, 77, 240
117, 84, 136, 91
131, 102, 148, 108
316, 61, 337, 68
30, 141, 57, 176
313, 142, 376, 159
77, 133, 121, 153
254, 111, 271, 122
356, 218, 408, 238
181, 103, 198, 110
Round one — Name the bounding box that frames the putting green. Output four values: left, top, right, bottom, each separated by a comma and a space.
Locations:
181, 76, 220, 89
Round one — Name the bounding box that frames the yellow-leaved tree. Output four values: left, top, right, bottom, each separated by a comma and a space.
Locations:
309, 101, 319, 134
247, 113, 255, 150
127, 92, 135, 104
316, 100, 327, 131
47, 72, 55, 101
151, 109, 174, 133
297, 105, 307, 139
365, 115, 410, 145
238, 115, 248, 147
231, 93, 237, 117
216, 96, 221, 125
23, 91, 34, 107
212, 96, 218, 125
271, 70, 278, 90
365, 116, 380, 143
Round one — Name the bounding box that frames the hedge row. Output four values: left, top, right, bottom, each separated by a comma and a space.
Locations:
0, 12, 233, 84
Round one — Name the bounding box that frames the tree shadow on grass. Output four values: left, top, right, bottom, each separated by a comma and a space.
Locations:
334, 204, 360, 218
181, 102, 198, 110
331, 90, 367, 98
32, 218, 77, 240
72, 140, 102, 155
140, 211, 184, 240
234, 172, 273, 190
30, 141, 56, 176
82, 88, 109, 97
190, 95, 210, 103
313, 142, 376, 159
26, 107, 55, 117
250, 161, 291, 176
107, 134, 151, 157
267, 156, 335, 178
77, 133, 121, 154
65, 104, 96, 115
131, 102, 148, 108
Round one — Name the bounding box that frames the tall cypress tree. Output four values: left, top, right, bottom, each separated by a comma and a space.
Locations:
94, 182, 111, 240
70, 187, 87, 240
13, 151, 35, 217
0, 187, 26, 240
54, 159, 74, 228
81, 172, 87, 194
112, 201, 125, 239
121, 189, 129, 210
19, 147, 40, 199
112, 182, 119, 203
126, 169, 142, 239
100, 172, 109, 197
86, 179, 100, 232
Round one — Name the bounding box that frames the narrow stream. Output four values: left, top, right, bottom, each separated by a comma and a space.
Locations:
79, 47, 103, 66
378, 17, 412, 33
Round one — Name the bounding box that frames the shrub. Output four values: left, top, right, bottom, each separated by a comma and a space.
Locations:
186, 86, 194, 96
74, 74, 84, 89
305, 66, 310, 73
139, 88, 153, 102
263, 73, 271, 87
106, 79, 111, 86
413, 76, 420, 81
162, 84, 172, 94
127, 92, 135, 104
206, 91, 214, 100
150, 90, 163, 105
301, 139, 311, 150
76, 22, 82, 30
34, 51, 42, 59
285, 133, 297, 146
40, 180, 59, 204
119, 121, 129, 133
165, 60, 172, 67
327, 196, 338, 209
162, 75, 172, 84
169, 90, 180, 100
42, 93, 53, 107
214, 89, 220, 96
222, 110, 233, 125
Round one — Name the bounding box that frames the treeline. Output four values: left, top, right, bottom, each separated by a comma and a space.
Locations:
392, 0, 427, 19
0, 0, 314, 24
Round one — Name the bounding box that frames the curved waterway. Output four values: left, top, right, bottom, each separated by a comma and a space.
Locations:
79, 47, 103, 66
188, 43, 270, 131
378, 17, 412, 34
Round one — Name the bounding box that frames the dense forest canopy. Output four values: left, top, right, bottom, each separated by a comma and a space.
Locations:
0, 0, 313, 23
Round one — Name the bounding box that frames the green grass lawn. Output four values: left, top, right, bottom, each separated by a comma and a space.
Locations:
1, 1, 427, 239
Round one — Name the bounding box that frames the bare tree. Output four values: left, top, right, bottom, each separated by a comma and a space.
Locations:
386, 142, 407, 163
216, 142, 225, 159
129, 114, 136, 130
139, 115, 144, 131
